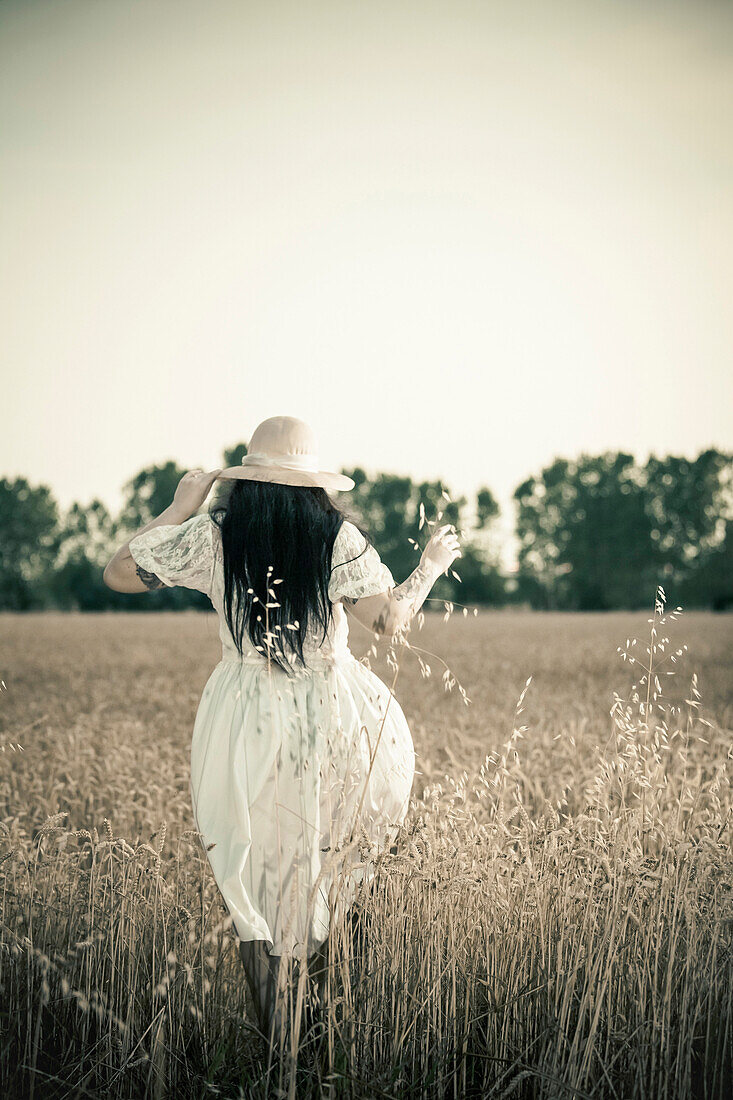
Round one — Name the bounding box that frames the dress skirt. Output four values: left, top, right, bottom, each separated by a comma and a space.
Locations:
189, 652, 416, 961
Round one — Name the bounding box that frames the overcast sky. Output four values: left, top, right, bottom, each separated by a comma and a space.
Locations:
2, 0, 731, 564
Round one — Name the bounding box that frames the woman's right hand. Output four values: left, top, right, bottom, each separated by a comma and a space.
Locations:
172, 468, 223, 519
421, 524, 462, 575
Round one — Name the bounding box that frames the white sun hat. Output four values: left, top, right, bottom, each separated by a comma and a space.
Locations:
217, 416, 355, 492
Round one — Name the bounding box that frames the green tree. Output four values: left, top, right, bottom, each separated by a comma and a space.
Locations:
514, 453, 658, 610
53, 499, 122, 610
477, 487, 500, 529
644, 450, 732, 594
455, 486, 506, 606
513, 449, 733, 610
680, 521, 733, 610
0, 478, 61, 610
222, 442, 248, 468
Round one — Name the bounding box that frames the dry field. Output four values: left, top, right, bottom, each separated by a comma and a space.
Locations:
1, 603, 732, 1098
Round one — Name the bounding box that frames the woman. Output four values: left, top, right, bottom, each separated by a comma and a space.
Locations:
103, 415, 461, 1043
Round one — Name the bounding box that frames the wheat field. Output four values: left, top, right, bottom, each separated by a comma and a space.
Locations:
1, 600, 731, 1099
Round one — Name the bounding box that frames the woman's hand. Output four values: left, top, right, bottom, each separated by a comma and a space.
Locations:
420, 523, 462, 575
172, 469, 223, 518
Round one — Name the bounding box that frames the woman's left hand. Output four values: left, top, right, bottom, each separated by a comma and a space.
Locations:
172, 469, 223, 517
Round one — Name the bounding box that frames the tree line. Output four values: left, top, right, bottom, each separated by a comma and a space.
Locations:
1, 446, 730, 613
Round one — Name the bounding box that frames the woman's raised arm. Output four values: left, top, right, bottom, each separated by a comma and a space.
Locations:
103, 469, 221, 592
341, 524, 461, 639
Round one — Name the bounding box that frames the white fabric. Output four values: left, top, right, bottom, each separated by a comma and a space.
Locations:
240, 451, 319, 472
128, 515, 414, 960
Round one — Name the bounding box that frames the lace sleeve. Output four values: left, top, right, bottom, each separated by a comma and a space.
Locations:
328, 521, 395, 604
128, 513, 216, 595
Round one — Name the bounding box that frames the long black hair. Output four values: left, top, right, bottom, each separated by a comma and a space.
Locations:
209, 479, 371, 674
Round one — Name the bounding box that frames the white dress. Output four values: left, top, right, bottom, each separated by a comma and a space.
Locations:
129, 513, 416, 960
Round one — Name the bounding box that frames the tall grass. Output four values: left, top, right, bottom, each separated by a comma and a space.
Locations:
1, 591, 731, 1097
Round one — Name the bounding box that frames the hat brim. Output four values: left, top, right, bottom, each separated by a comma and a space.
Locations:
216, 466, 355, 492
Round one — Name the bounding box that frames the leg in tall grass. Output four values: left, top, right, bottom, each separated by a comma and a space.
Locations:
238, 938, 286, 1043
305, 901, 364, 1021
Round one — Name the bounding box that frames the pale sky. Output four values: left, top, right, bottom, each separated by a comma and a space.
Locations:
2, 0, 731, 565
